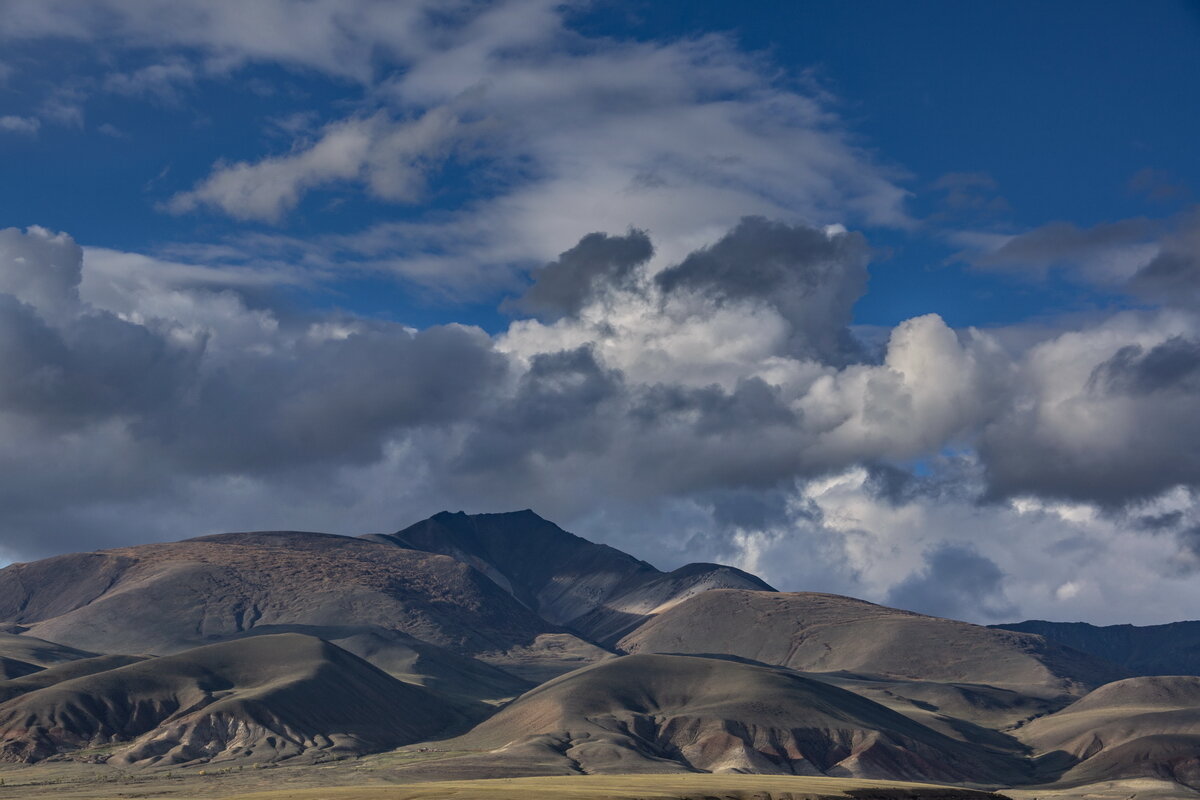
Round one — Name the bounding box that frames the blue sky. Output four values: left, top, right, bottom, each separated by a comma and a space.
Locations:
3, 1, 1195, 329
0, 1, 1198, 625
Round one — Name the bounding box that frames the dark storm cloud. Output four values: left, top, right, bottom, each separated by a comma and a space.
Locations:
151, 323, 507, 474
455, 345, 622, 474
1089, 337, 1200, 396
0, 227, 507, 479
655, 216, 870, 362
631, 377, 797, 435
887, 543, 1016, 621
509, 229, 653, 319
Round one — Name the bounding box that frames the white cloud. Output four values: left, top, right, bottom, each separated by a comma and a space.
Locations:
168, 109, 460, 223
104, 59, 196, 102
0, 115, 40, 135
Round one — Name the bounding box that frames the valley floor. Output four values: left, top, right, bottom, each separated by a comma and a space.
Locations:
0, 765, 1016, 800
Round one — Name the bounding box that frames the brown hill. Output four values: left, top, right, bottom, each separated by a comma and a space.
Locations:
0, 531, 559, 658
1018, 676, 1200, 790
0, 654, 148, 703
368, 510, 773, 643
0, 631, 96, 667
0, 631, 99, 680
402, 653, 1030, 785
618, 590, 1127, 697
0, 633, 463, 765
221, 624, 532, 703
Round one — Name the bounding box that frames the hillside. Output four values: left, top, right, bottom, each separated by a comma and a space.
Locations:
407, 653, 1029, 784
0, 633, 464, 765
618, 590, 1127, 696
0, 531, 559, 658
1017, 675, 1200, 789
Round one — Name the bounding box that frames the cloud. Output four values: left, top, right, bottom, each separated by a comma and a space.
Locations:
0, 115, 40, 135
509, 229, 653, 319
655, 217, 869, 362
979, 312, 1200, 505
930, 171, 1010, 216
887, 542, 1016, 620
83, 0, 909, 293
967, 217, 1160, 283
103, 59, 196, 102
168, 109, 461, 223
3, 217, 1200, 625
0, 0, 454, 83
1126, 207, 1200, 306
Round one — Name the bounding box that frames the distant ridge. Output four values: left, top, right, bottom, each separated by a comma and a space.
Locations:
993, 618, 1200, 677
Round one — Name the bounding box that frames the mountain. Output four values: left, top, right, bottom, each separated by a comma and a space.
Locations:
994, 619, 1200, 677
0, 509, 1183, 793
0, 530, 559, 658
399, 653, 1029, 784
0, 633, 464, 765
618, 590, 1129, 697
1017, 675, 1200, 790
368, 510, 773, 644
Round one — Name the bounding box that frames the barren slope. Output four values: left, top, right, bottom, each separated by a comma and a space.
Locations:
0, 633, 464, 765
0, 531, 558, 657
1018, 676, 1200, 790
619, 590, 1126, 697
407, 653, 1029, 784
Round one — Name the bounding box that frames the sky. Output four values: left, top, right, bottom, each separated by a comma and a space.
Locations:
0, 0, 1198, 626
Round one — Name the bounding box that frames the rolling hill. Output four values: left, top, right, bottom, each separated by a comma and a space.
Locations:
1017, 675, 1200, 789
0, 633, 464, 765
405, 653, 1030, 784
618, 590, 1128, 697
0, 508, 1186, 796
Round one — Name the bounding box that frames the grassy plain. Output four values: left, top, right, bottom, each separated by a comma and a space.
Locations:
0, 763, 1014, 800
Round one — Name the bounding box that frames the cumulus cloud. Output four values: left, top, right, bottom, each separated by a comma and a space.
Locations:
978, 311, 1200, 505
655, 217, 870, 363
3, 216, 1200, 625
510, 229, 653, 320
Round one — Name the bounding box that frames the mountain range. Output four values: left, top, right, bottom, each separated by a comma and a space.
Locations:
0, 509, 1195, 796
